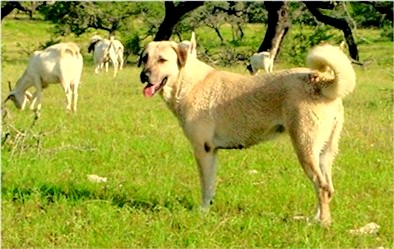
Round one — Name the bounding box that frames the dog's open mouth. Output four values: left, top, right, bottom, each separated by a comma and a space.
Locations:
143, 77, 168, 97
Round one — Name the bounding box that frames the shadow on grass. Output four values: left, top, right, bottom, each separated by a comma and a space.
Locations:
2, 183, 195, 212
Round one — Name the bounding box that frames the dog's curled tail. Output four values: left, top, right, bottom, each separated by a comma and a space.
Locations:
306, 44, 356, 99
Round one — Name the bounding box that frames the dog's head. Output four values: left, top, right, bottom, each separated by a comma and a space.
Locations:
138, 32, 196, 98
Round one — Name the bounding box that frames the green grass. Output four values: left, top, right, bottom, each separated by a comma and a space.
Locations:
1, 17, 393, 248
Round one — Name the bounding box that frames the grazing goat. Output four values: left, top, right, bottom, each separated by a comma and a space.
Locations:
246, 51, 274, 75
5, 42, 83, 113
88, 35, 124, 77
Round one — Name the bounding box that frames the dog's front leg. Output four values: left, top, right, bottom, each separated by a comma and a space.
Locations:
193, 145, 218, 210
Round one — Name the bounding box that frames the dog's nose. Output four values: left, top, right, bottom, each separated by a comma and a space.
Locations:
140, 70, 150, 84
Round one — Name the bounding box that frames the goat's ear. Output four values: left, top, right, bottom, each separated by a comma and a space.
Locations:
246, 64, 252, 73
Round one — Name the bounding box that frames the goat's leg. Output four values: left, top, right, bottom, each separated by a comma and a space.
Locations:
113, 62, 118, 77
269, 58, 274, 72
263, 63, 270, 73
118, 56, 124, 70
110, 54, 119, 77
29, 91, 38, 110
95, 63, 100, 74
29, 90, 42, 111
70, 83, 78, 112
60, 80, 72, 112
65, 89, 72, 112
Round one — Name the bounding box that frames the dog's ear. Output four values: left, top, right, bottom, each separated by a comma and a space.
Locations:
138, 50, 145, 68
171, 42, 188, 67
189, 32, 196, 55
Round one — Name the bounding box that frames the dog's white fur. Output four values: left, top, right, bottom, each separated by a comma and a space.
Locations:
89, 35, 124, 77
139, 34, 356, 226
248, 51, 274, 75
5, 42, 83, 112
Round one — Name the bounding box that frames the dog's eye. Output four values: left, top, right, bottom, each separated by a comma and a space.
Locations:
142, 55, 148, 64
158, 58, 167, 63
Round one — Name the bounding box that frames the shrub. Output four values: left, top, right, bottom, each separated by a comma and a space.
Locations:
285, 25, 340, 66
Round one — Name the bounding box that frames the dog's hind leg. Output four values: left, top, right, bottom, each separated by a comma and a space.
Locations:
317, 112, 343, 220
288, 127, 332, 226
319, 119, 342, 198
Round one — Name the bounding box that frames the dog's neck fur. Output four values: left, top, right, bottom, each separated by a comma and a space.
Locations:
162, 58, 214, 117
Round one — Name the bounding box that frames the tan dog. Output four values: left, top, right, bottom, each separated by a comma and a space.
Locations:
138, 34, 356, 226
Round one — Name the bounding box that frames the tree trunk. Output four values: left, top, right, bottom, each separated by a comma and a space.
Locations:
304, 1, 359, 61
258, 1, 290, 60
154, 1, 204, 41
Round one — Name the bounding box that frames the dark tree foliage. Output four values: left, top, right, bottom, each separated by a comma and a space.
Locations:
1, 1, 49, 21
351, 1, 393, 27
360, 1, 393, 23
38, 1, 145, 36
3, 1, 391, 63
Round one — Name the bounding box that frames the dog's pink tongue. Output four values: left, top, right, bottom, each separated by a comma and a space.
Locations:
143, 85, 155, 97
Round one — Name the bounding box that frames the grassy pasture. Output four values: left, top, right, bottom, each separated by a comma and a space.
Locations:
1, 17, 393, 248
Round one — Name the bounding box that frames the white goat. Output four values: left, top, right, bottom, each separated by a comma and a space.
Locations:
88, 35, 124, 77
111, 37, 124, 70
247, 51, 274, 75
5, 42, 83, 113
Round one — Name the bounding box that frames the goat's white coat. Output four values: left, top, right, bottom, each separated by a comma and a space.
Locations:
90, 35, 124, 77
7, 42, 83, 112
249, 51, 274, 75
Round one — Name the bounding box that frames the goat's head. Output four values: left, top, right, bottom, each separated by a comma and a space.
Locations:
4, 81, 32, 110
88, 35, 103, 53
246, 64, 253, 74
90, 35, 102, 43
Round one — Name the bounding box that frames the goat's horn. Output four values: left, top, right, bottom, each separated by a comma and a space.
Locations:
7, 81, 12, 91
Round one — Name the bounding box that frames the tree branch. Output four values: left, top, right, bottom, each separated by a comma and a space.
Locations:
154, 1, 204, 41
304, 1, 359, 61
212, 1, 244, 17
